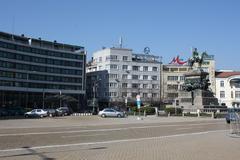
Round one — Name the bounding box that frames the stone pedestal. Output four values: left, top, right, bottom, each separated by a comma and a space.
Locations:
176, 89, 225, 113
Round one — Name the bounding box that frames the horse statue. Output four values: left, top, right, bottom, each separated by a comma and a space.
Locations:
188, 48, 208, 68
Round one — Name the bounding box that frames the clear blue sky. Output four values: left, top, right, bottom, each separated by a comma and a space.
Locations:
0, 0, 240, 70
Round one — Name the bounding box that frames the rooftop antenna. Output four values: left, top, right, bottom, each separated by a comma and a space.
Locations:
119, 36, 123, 48
11, 16, 15, 40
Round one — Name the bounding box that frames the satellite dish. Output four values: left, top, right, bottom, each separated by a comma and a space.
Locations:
144, 47, 150, 54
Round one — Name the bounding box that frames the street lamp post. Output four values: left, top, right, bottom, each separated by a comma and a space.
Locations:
59, 90, 62, 108
26, 73, 29, 108
93, 79, 101, 114
42, 88, 45, 109
115, 79, 121, 106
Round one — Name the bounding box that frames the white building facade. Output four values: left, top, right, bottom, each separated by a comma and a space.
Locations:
86, 47, 162, 108
216, 71, 240, 108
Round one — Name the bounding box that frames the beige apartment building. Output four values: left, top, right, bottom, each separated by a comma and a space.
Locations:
162, 54, 216, 104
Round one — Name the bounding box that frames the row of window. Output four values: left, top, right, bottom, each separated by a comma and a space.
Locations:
0, 41, 84, 60
167, 76, 185, 81
0, 51, 83, 68
98, 55, 159, 64
220, 81, 240, 88
105, 92, 159, 98
167, 84, 179, 90
220, 91, 240, 98
106, 64, 158, 71
0, 60, 83, 75
163, 67, 189, 72
106, 83, 159, 89
0, 70, 82, 83
100, 55, 128, 62
107, 74, 158, 80
0, 80, 82, 90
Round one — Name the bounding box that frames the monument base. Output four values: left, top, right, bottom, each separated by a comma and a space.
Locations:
175, 89, 227, 113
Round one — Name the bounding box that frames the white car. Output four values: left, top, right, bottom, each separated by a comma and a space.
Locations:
25, 109, 48, 118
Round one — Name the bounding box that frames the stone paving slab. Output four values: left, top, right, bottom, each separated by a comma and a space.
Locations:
0, 130, 239, 160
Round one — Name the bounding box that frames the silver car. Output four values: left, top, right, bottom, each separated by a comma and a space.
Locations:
98, 108, 125, 118
24, 109, 48, 118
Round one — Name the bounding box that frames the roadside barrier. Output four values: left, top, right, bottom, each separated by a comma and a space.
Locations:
229, 112, 240, 137
71, 113, 93, 116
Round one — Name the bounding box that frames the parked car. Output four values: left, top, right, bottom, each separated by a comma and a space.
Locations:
57, 107, 72, 116
0, 108, 8, 117
225, 108, 240, 124
6, 107, 26, 116
24, 109, 48, 118
98, 108, 126, 118
44, 109, 58, 117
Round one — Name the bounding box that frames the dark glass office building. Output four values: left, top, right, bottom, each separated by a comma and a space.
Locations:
0, 31, 86, 112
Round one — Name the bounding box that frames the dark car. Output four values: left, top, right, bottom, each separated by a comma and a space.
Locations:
57, 107, 72, 116
0, 108, 8, 117
225, 108, 240, 124
4, 107, 26, 116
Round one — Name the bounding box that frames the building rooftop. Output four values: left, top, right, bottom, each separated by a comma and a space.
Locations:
216, 71, 240, 78
0, 31, 84, 52
132, 53, 161, 63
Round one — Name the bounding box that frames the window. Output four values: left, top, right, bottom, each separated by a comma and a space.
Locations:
132, 92, 138, 98
122, 92, 127, 97
132, 83, 139, 89
143, 93, 148, 98
109, 74, 118, 79
152, 67, 158, 71
152, 84, 158, 89
220, 91, 225, 98
143, 75, 148, 80
99, 57, 102, 62
167, 76, 178, 81
143, 66, 148, 71
151, 76, 157, 80
231, 91, 233, 98
203, 61, 210, 65
122, 83, 128, 88
122, 65, 128, 70
132, 75, 139, 80
179, 68, 187, 72
132, 66, 140, 71
180, 76, 185, 81
109, 83, 117, 88
170, 68, 178, 72
152, 93, 158, 98
110, 64, 118, 69
110, 55, 118, 60
167, 93, 178, 98
235, 91, 240, 99
16, 54, 23, 60
143, 84, 148, 89
167, 85, 178, 90
47, 59, 54, 64
109, 92, 117, 97
220, 81, 224, 87
122, 74, 128, 79
123, 56, 128, 61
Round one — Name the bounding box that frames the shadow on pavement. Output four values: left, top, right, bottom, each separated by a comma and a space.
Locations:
0, 146, 55, 160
